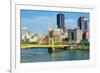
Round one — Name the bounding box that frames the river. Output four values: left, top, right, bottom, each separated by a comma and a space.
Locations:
21, 48, 89, 63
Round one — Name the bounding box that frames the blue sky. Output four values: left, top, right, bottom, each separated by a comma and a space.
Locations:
21, 10, 89, 34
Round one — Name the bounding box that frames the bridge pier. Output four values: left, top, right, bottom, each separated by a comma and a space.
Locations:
48, 47, 56, 53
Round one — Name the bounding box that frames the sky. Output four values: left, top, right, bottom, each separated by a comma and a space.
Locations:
21, 9, 90, 35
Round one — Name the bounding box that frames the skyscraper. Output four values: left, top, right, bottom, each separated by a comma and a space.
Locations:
57, 14, 65, 32
77, 16, 88, 32
77, 16, 89, 41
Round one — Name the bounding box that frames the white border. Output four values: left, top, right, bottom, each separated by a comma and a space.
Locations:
11, 4, 96, 73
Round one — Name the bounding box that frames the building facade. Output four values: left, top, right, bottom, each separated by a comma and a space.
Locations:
77, 16, 88, 32
68, 28, 83, 44
57, 14, 65, 32
49, 29, 62, 43
77, 16, 89, 41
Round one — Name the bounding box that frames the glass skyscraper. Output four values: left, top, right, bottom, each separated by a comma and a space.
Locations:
57, 14, 65, 32
77, 16, 88, 32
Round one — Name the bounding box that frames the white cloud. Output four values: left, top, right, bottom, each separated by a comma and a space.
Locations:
22, 27, 27, 30
65, 19, 77, 28
65, 19, 76, 23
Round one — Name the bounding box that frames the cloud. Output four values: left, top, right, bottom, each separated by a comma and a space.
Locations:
65, 19, 77, 28
22, 27, 27, 30
65, 19, 76, 23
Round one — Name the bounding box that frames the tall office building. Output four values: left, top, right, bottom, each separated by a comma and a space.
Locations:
77, 16, 88, 32
68, 27, 83, 44
57, 14, 65, 32
77, 16, 89, 41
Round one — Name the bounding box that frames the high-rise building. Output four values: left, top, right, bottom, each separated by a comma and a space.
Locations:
57, 14, 65, 32
68, 27, 83, 44
77, 16, 90, 41
77, 16, 88, 32
49, 29, 63, 43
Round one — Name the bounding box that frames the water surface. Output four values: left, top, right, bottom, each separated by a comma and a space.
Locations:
21, 48, 89, 63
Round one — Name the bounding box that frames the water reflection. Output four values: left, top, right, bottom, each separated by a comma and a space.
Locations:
21, 48, 89, 63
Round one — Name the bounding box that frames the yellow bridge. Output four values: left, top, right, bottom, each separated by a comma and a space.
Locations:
21, 44, 70, 49
21, 38, 71, 53
21, 44, 71, 53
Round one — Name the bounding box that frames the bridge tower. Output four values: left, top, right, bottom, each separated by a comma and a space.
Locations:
48, 20, 53, 45
48, 21, 55, 53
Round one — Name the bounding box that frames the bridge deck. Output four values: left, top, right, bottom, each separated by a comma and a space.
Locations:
21, 44, 70, 49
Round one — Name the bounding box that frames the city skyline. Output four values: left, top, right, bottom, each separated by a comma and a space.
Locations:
21, 10, 90, 34
20, 10, 90, 63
